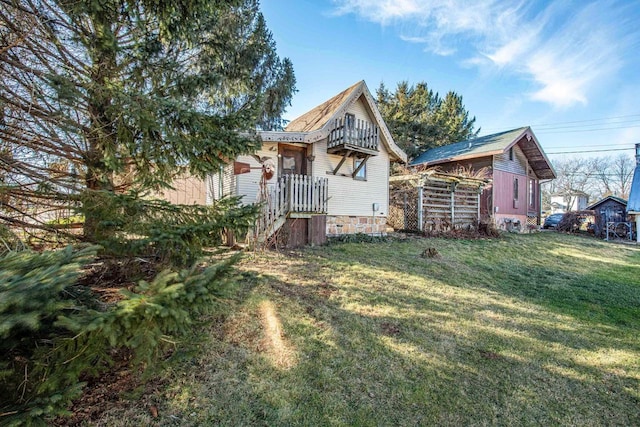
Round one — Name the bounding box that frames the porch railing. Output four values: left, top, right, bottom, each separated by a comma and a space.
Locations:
256, 174, 329, 241
328, 117, 379, 152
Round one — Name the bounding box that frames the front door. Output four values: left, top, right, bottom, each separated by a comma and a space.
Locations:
279, 145, 307, 177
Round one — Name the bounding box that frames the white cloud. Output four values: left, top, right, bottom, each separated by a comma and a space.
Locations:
331, 0, 632, 109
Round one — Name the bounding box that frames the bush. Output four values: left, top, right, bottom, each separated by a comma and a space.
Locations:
0, 245, 241, 425
328, 233, 393, 244
557, 210, 594, 233
0, 245, 99, 424
80, 192, 258, 266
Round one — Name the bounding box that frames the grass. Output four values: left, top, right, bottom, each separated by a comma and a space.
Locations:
94, 233, 640, 426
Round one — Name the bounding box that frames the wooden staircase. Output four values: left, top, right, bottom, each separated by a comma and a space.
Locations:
254, 174, 328, 245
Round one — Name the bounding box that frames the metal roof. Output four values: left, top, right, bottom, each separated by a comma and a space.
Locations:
586, 195, 627, 210
410, 126, 556, 180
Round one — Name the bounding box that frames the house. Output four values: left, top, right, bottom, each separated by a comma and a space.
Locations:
586, 195, 628, 238
410, 127, 556, 230
210, 80, 407, 246
550, 190, 589, 213
626, 143, 640, 242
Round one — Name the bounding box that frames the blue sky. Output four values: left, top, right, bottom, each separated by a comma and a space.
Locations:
261, 0, 640, 158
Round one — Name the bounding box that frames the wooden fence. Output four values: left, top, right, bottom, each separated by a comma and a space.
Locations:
389, 172, 487, 232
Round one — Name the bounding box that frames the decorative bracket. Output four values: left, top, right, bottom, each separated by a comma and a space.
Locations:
332, 150, 353, 175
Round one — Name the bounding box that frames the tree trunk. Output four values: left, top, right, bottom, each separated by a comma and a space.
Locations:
83, 15, 117, 243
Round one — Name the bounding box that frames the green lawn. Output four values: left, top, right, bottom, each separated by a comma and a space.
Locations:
96, 233, 640, 426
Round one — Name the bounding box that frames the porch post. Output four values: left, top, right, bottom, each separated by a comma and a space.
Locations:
417, 187, 424, 232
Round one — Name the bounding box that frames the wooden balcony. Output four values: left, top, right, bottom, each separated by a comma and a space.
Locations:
327, 117, 379, 156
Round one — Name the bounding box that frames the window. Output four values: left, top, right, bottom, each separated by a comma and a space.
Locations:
513, 177, 519, 200
345, 113, 355, 129
529, 179, 535, 207
282, 155, 296, 175
354, 157, 366, 180
509, 147, 514, 161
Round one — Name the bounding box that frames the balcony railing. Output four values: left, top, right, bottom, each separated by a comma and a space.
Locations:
328, 117, 379, 155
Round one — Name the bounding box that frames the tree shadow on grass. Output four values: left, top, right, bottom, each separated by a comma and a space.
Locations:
178, 259, 640, 426
94, 239, 640, 426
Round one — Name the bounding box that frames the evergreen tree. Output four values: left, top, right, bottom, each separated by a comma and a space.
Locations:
0, 0, 295, 244
376, 81, 478, 159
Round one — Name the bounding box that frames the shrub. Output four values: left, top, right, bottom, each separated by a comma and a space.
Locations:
0, 245, 99, 424
557, 210, 594, 233
0, 245, 241, 425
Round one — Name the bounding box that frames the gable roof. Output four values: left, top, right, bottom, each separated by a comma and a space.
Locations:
279, 81, 406, 162
286, 81, 362, 132
587, 195, 627, 211
410, 126, 556, 179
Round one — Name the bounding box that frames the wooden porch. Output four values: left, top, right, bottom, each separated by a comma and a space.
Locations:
256, 174, 328, 244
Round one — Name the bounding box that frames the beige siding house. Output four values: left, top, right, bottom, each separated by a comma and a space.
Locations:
214, 81, 407, 246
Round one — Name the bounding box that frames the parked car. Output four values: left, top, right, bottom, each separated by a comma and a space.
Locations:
543, 213, 564, 229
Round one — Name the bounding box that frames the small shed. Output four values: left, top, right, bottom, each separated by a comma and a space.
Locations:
388, 170, 489, 232
586, 196, 627, 238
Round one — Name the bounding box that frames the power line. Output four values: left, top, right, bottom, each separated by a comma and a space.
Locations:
536, 124, 640, 134
546, 147, 635, 155
545, 143, 633, 149
480, 113, 640, 132
534, 118, 640, 131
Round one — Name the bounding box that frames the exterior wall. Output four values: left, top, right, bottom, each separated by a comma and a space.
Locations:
492, 169, 529, 228
207, 163, 235, 203
576, 195, 589, 211
326, 215, 387, 236
494, 145, 527, 175
550, 194, 589, 213
159, 174, 207, 205
235, 142, 279, 205
347, 99, 370, 123
311, 139, 390, 218
492, 146, 541, 227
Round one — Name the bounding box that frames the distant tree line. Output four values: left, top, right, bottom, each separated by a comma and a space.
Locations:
376, 81, 479, 159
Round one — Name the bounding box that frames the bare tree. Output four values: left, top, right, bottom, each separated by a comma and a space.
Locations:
543, 154, 636, 213
588, 154, 634, 199
542, 157, 594, 212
